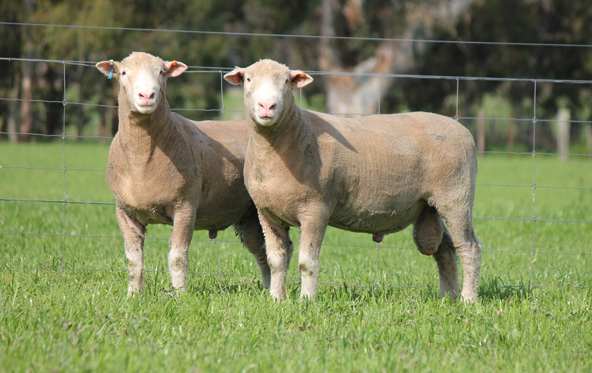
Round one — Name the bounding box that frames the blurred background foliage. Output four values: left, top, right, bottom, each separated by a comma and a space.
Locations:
1, 0, 592, 155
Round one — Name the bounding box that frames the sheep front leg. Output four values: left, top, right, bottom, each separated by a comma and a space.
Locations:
116, 206, 146, 296
168, 205, 197, 292
258, 211, 292, 300
298, 220, 328, 300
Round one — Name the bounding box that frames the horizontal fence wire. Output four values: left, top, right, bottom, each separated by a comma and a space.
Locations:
1, 23, 591, 294
5, 21, 592, 48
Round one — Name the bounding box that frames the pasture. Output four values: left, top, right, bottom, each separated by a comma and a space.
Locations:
1, 141, 591, 372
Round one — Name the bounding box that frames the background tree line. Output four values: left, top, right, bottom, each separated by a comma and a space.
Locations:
2, 0, 592, 155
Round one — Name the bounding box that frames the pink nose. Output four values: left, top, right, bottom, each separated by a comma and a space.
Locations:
257, 101, 276, 118
138, 91, 155, 105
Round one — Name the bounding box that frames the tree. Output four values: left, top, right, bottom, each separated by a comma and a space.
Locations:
4, 0, 592, 149
397, 0, 592, 152
316, 0, 475, 115
0, 1, 25, 142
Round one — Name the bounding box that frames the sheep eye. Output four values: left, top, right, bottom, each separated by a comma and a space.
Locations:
121, 71, 127, 76
246, 77, 251, 83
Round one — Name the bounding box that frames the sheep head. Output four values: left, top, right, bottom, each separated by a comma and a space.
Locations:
96, 52, 187, 115
224, 59, 313, 127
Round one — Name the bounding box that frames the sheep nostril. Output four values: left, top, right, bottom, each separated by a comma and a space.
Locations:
139, 92, 155, 100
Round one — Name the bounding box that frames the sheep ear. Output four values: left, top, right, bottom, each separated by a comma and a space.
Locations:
164, 60, 188, 78
224, 68, 245, 85
96, 60, 119, 78
290, 70, 313, 88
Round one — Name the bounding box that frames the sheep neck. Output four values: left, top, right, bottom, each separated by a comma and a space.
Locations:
116, 96, 174, 169
247, 100, 323, 194
250, 100, 305, 152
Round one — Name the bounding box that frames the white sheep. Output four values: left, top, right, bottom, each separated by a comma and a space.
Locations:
96, 52, 270, 295
224, 59, 482, 302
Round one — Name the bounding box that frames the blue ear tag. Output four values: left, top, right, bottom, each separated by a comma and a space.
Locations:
108, 68, 114, 79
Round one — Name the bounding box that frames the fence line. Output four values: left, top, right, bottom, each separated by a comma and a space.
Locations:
2, 195, 592, 225
2, 229, 591, 257
1, 33, 591, 293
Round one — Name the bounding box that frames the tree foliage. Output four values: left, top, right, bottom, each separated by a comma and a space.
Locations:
1, 0, 592, 151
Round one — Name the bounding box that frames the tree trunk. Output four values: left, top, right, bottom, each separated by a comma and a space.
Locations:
69, 78, 86, 141
508, 111, 515, 157
111, 83, 119, 135
19, 2, 36, 142
7, 71, 20, 143
19, 57, 34, 142
583, 123, 592, 160
98, 80, 108, 142
44, 66, 63, 136
317, 0, 474, 115
0, 88, 7, 140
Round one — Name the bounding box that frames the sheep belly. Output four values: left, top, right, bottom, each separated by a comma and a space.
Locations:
193, 203, 248, 231
328, 199, 425, 234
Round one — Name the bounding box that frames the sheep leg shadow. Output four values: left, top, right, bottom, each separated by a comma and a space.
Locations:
234, 205, 271, 289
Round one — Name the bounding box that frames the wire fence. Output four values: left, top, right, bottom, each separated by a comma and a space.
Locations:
1, 22, 591, 294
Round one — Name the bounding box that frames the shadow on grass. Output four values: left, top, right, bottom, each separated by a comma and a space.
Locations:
477, 276, 533, 301
186, 273, 266, 296
299, 276, 533, 304
142, 271, 534, 304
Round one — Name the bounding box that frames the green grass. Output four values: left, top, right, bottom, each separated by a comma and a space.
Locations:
1, 142, 591, 372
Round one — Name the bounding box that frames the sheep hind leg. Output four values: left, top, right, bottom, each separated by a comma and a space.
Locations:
433, 229, 460, 300
413, 206, 459, 299
233, 206, 271, 289
441, 207, 482, 302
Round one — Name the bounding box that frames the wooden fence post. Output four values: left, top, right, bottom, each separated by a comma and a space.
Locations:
477, 107, 485, 158
557, 107, 570, 162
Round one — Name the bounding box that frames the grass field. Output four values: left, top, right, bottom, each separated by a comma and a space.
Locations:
1, 141, 591, 372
